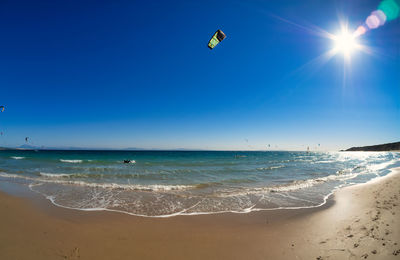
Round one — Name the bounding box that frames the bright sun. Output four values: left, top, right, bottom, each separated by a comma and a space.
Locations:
332, 30, 359, 57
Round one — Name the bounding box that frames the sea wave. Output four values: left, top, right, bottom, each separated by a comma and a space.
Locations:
256, 165, 285, 171
60, 159, 83, 163
270, 161, 398, 193
366, 159, 398, 172
317, 160, 335, 163
10, 156, 25, 160
37, 171, 180, 180
268, 173, 356, 192
246, 159, 398, 195
37, 172, 138, 179
215, 171, 361, 197
0, 164, 375, 196
0, 170, 347, 195
39, 172, 75, 178
0, 172, 193, 192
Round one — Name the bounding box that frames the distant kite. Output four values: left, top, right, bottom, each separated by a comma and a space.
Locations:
0, 106, 4, 112
208, 30, 226, 49
25, 137, 29, 143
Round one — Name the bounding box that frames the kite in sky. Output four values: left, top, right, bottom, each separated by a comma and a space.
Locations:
207, 30, 226, 50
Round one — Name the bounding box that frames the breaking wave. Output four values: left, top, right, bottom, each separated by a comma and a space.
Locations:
0, 172, 192, 192
256, 165, 285, 171
60, 159, 83, 163
39, 172, 74, 178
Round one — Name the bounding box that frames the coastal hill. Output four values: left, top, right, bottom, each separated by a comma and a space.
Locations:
345, 141, 400, 151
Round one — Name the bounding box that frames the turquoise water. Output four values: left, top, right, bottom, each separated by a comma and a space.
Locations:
0, 150, 399, 217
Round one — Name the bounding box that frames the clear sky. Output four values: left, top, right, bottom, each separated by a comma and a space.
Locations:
0, 0, 399, 150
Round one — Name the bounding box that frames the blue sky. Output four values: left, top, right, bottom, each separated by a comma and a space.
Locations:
0, 0, 399, 150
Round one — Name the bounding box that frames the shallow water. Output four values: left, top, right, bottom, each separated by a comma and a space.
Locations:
0, 150, 399, 217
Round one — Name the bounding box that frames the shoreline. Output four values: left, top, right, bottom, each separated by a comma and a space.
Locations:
1, 150, 398, 218
0, 167, 399, 259
19, 162, 400, 218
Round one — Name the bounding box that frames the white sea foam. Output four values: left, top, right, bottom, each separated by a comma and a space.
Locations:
10, 156, 25, 160
29, 182, 342, 218
0, 172, 22, 178
318, 160, 335, 163
256, 165, 285, 171
269, 173, 356, 192
39, 172, 73, 178
215, 171, 361, 198
251, 159, 399, 195
366, 159, 398, 172
29, 186, 204, 218
60, 159, 83, 163
47, 181, 191, 192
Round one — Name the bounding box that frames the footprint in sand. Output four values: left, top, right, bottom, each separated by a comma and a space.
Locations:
70, 247, 80, 259
58, 247, 80, 259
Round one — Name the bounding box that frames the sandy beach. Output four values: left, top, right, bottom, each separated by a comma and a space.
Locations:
0, 167, 399, 260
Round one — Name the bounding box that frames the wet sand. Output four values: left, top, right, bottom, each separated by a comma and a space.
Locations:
0, 168, 399, 260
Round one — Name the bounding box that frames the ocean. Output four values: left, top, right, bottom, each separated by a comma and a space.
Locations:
0, 150, 399, 217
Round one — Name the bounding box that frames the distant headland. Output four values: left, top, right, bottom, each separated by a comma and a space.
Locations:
344, 141, 400, 152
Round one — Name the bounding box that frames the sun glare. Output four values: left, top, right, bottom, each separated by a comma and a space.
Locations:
332, 29, 360, 57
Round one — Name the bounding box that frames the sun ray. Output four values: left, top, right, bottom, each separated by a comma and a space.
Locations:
268, 12, 378, 90
268, 13, 336, 40
286, 49, 337, 80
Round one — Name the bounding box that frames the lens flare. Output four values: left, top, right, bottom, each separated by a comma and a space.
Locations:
354, 25, 367, 37
366, 14, 381, 29
372, 10, 387, 26
356, 0, 399, 37
378, 0, 400, 21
